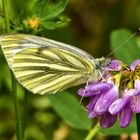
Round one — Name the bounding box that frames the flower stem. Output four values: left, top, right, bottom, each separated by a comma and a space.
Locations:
3, 0, 23, 139
22, 91, 29, 139
2, 0, 10, 32
84, 123, 99, 140
11, 71, 23, 140
136, 113, 140, 140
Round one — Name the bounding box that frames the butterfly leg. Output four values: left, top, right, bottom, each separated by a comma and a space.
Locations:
97, 70, 106, 81
79, 80, 89, 105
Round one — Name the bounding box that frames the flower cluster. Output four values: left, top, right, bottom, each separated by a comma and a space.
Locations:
78, 60, 140, 128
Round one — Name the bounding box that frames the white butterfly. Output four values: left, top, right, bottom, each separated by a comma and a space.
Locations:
0, 34, 110, 94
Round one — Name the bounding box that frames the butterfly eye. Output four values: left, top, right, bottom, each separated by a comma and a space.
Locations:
94, 63, 100, 70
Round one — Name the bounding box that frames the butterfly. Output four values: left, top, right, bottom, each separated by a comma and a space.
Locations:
0, 34, 110, 95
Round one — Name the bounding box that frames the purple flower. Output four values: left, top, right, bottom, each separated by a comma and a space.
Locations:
106, 60, 123, 71
94, 85, 118, 115
78, 82, 113, 97
100, 112, 117, 128
78, 81, 116, 118
108, 60, 140, 127
78, 59, 140, 128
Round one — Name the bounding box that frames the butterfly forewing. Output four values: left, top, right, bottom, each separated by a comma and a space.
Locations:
0, 34, 95, 94
0, 34, 94, 67
0, 34, 48, 67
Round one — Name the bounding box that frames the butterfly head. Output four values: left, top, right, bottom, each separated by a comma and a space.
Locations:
87, 57, 111, 82
94, 57, 111, 71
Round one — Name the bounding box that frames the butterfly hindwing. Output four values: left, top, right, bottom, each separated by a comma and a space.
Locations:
12, 47, 94, 94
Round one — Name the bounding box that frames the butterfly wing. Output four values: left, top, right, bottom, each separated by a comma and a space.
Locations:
0, 34, 95, 67
0, 34, 95, 94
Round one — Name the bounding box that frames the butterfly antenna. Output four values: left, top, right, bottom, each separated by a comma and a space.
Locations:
106, 28, 140, 58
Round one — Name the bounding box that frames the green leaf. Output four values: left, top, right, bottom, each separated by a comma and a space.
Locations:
33, 0, 49, 17
47, 92, 92, 130
33, 0, 68, 20
41, 20, 57, 30
111, 29, 140, 64
41, 16, 70, 30
100, 115, 137, 135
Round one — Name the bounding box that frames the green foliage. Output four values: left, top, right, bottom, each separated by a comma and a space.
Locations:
0, 16, 5, 34
111, 29, 140, 64
9, 0, 70, 34
48, 92, 92, 130
41, 15, 70, 30
33, 0, 68, 20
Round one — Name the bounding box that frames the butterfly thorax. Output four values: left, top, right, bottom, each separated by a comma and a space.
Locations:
94, 57, 111, 70
88, 57, 111, 82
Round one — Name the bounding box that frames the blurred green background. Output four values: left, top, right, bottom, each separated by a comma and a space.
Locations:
0, 0, 140, 140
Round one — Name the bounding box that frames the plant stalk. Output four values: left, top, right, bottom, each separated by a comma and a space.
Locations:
2, 0, 28, 140
2, 0, 24, 139
11, 71, 23, 140
22, 91, 29, 139
84, 123, 99, 140
2, 0, 10, 32
136, 113, 140, 140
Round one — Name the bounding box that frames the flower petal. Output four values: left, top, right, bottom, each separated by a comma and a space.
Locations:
78, 82, 113, 97
109, 96, 130, 115
123, 89, 135, 97
88, 110, 98, 118
119, 102, 133, 128
106, 60, 123, 71
86, 95, 100, 118
100, 112, 117, 128
134, 79, 140, 95
130, 95, 140, 113
78, 88, 93, 97
85, 82, 113, 93
86, 95, 100, 111
130, 59, 140, 71
94, 86, 118, 115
